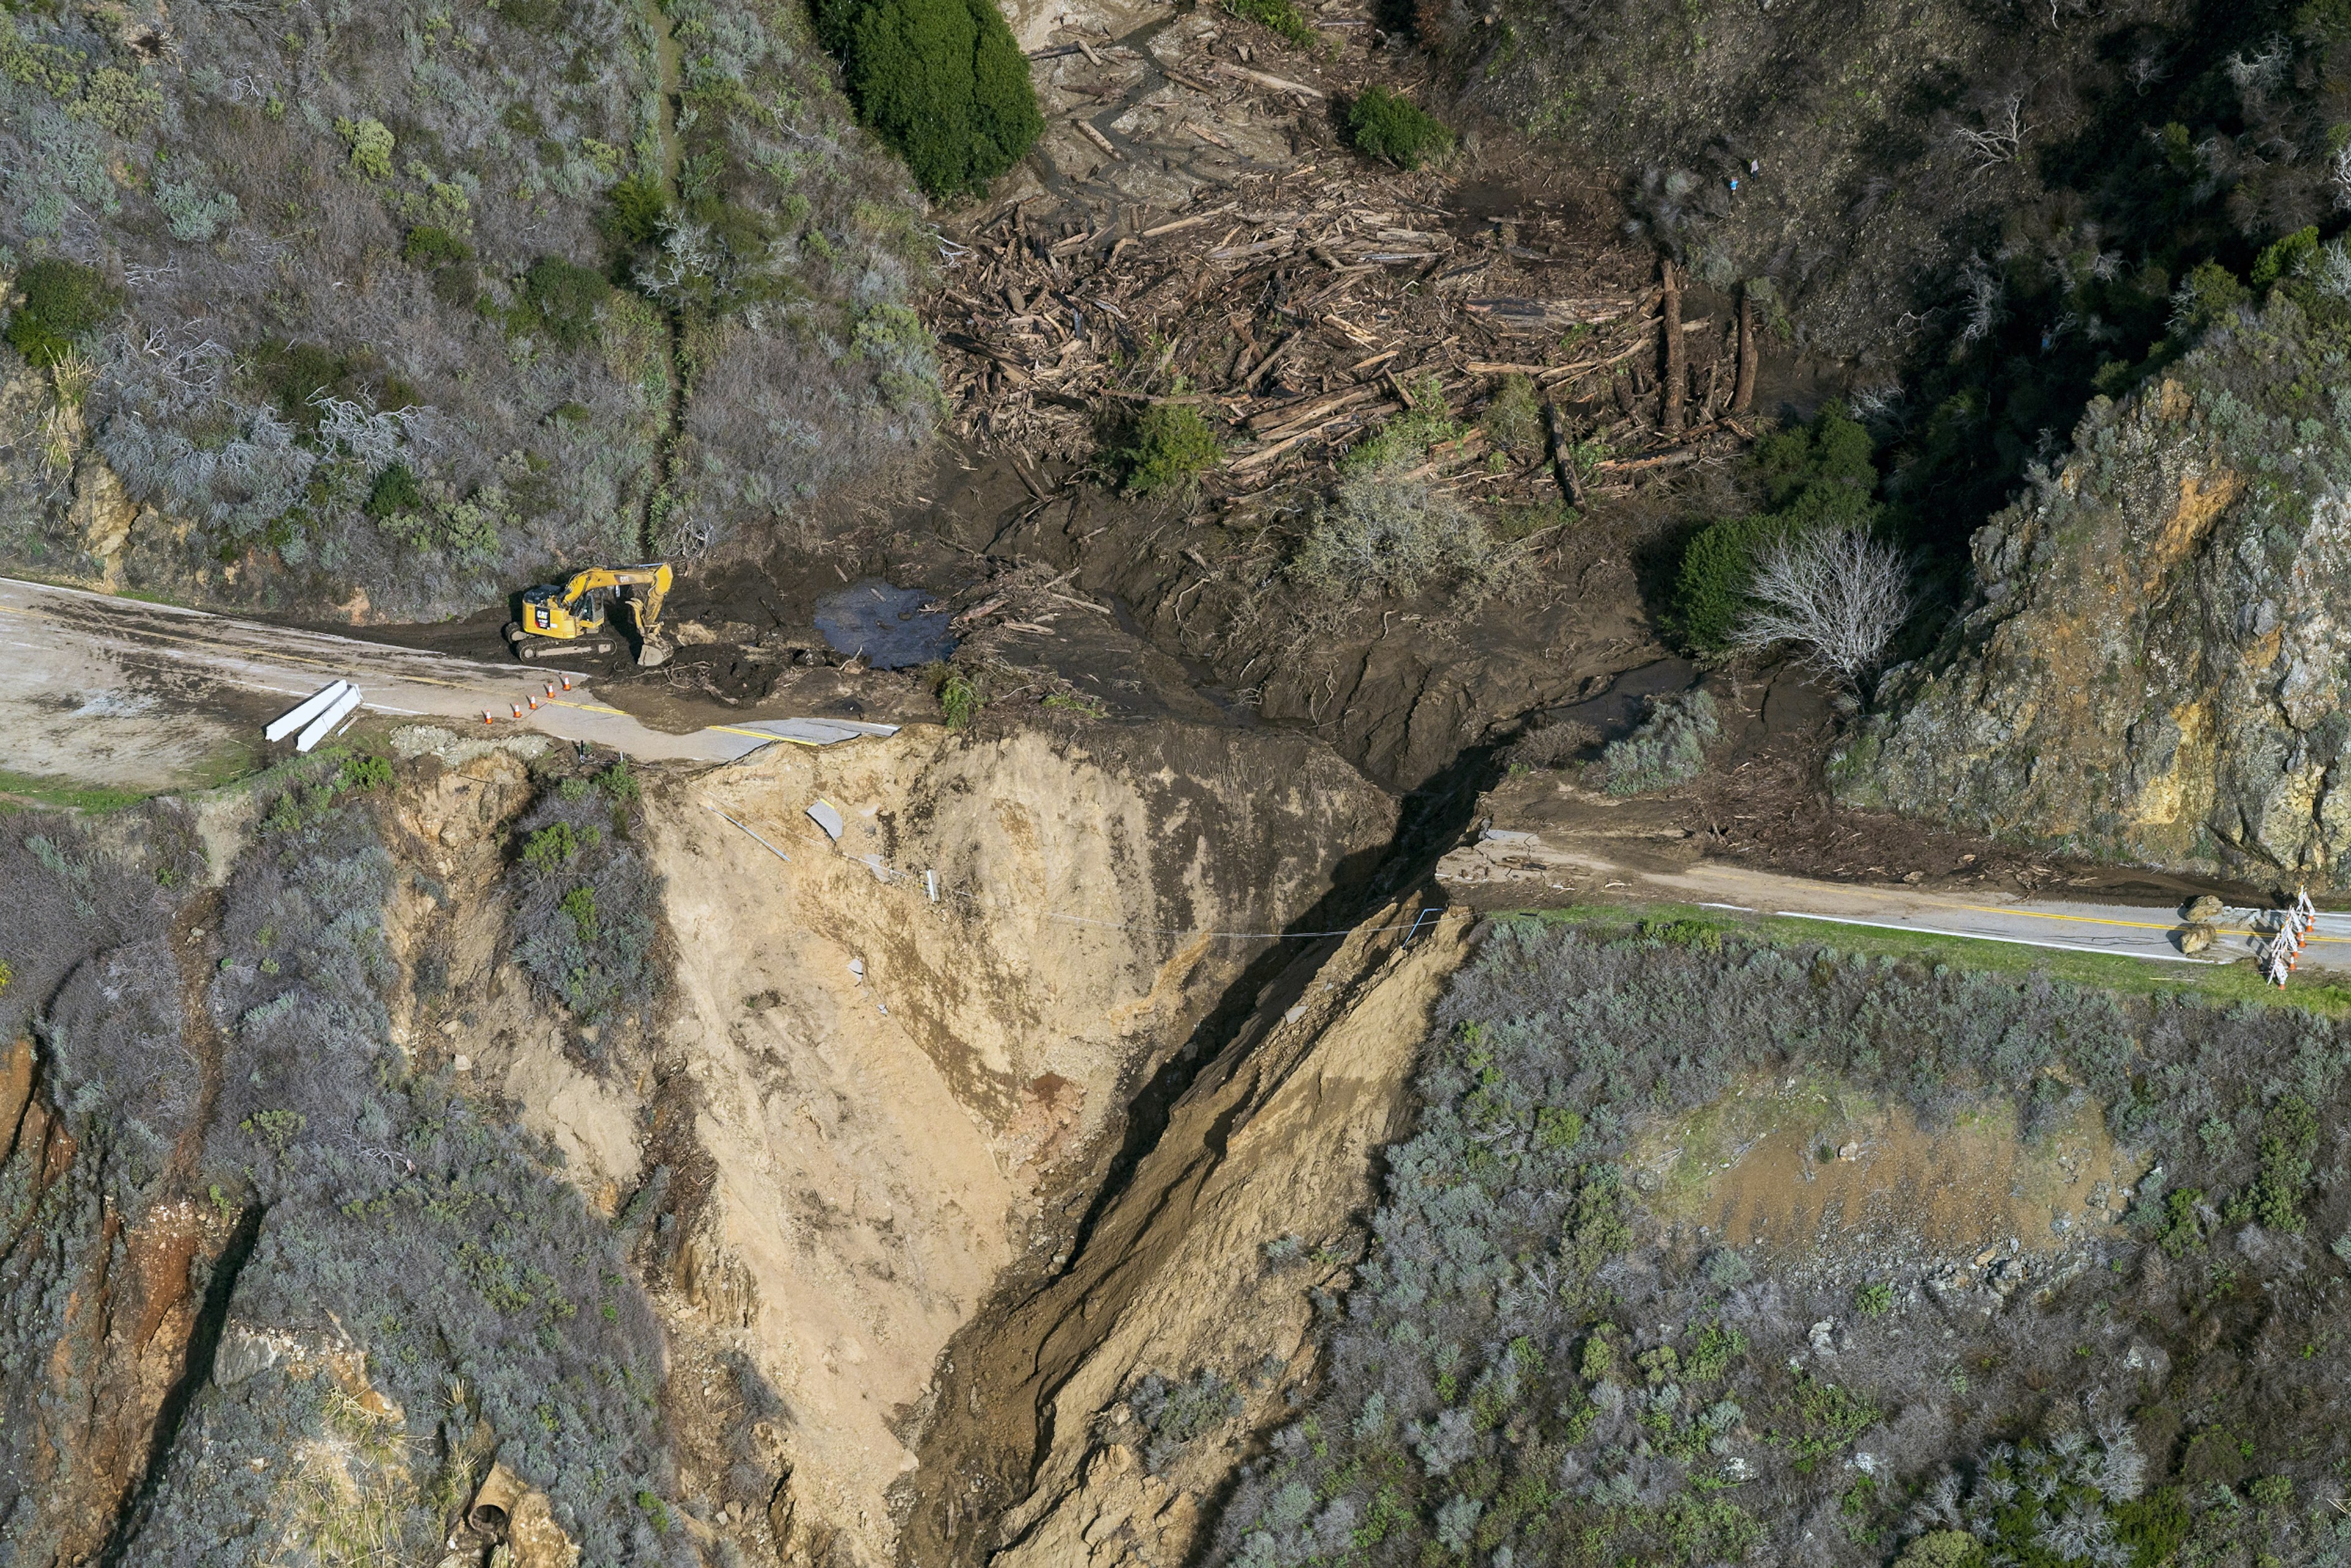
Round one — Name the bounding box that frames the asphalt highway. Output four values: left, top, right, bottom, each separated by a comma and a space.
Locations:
0, 576, 893, 785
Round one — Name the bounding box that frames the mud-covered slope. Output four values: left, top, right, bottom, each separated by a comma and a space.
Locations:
640, 720, 1398, 1565
904, 890, 1470, 1567
1835, 279, 2351, 886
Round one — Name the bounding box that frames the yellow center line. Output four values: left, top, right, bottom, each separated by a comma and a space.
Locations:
7, 598, 589, 700
11, 593, 833, 753
11, 601, 492, 692
1941, 900, 2348, 944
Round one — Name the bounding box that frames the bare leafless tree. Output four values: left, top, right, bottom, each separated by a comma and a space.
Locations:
1956, 252, 2005, 344
1731, 527, 1914, 687
1953, 94, 2028, 173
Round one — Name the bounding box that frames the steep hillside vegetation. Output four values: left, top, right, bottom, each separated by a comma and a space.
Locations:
1465, 0, 2351, 557
0, 0, 937, 618
1837, 243, 2351, 886
0, 700, 1405, 1566
1204, 915, 2351, 1567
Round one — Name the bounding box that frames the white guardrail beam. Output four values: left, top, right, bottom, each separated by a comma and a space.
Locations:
294, 685, 365, 752
264, 681, 351, 742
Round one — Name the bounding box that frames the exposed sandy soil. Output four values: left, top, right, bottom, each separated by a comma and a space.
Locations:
1631, 1078, 2145, 1271
903, 888, 1472, 1568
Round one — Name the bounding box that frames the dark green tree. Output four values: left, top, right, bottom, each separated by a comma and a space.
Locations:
816, 0, 1042, 198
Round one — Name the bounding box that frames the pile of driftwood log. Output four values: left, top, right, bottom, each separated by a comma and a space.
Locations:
927, 176, 1761, 511
921, 6, 1761, 514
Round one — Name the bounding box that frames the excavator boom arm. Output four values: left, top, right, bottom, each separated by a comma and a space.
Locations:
558, 563, 672, 633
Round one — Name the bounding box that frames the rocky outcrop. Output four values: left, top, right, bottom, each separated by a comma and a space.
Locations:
0, 1037, 239, 1568
1836, 296, 2351, 885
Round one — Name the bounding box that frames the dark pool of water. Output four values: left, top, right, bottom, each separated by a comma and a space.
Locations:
813, 580, 956, 670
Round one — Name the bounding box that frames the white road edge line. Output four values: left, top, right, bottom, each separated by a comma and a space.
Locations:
1773, 910, 2219, 964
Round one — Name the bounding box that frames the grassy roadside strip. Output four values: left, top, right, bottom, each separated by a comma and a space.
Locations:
1500, 901, 2351, 1017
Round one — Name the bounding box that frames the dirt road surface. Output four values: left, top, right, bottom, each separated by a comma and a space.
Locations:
0, 577, 895, 793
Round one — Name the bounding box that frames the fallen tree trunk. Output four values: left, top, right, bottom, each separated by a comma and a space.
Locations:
1660, 258, 1685, 436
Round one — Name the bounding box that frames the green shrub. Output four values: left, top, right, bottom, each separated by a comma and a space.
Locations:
1220, 0, 1314, 45
1480, 372, 1543, 455
516, 257, 611, 350
520, 819, 597, 872
336, 756, 394, 792
1600, 688, 1719, 795
2170, 260, 2251, 337
1638, 916, 1722, 951
364, 463, 424, 520
1112, 403, 1222, 495
1893, 1528, 1983, 1567
1674, 512, 1792, 651
560, 883, 599, 943
2252, 226, 2320, 290
816, 0, 1043, 198
2252, 1096, 2316, 1231
1673, 408, 1880, 650
1854, 1281, 1894, 1318
1344, 86, 1455, 170
940, 671, 981, 729
401, 225, 472, 268
1339, 381, 1460, 473
333, 114, 396, 179
601, 175, 672, 250
4, 259, 122, 367
2158, 1187, 2208, 1256
594, 758, 639, 804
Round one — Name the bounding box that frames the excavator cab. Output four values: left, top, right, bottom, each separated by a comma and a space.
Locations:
506, 561, 673, 666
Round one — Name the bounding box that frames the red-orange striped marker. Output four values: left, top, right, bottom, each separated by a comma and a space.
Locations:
511, 702, 523, 718
560, 676, 572, 691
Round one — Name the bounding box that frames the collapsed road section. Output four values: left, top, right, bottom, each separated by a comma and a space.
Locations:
0, 576, 895, 797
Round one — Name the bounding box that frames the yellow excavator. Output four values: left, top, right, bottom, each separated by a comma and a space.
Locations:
505, 562, 675, 667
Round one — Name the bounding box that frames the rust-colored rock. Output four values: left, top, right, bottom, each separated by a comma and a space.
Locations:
1838, 303, 2351, 885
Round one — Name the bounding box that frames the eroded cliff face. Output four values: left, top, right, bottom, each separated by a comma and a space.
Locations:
1835, 294, 2351, 885
901, 894, 1470, 1568
0, 714, 1398, 1566
0, 1037, 244, 1567
474, 720, 1399, 1566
